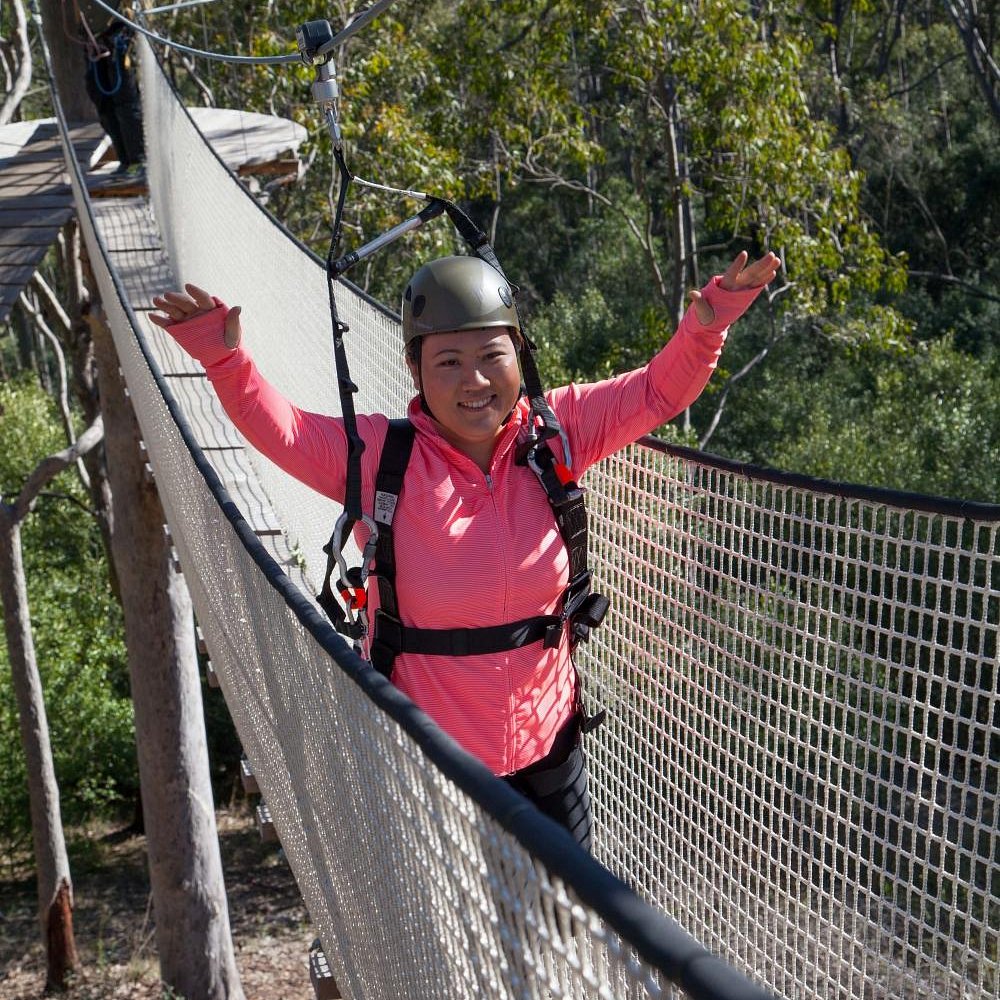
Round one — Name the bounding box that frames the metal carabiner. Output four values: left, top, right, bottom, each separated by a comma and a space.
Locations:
330, 510, 380, 625
524, 421, 575, 485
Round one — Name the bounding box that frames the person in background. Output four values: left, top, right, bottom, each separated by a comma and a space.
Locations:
150, 250, 780, 849
83, 8, 145, 179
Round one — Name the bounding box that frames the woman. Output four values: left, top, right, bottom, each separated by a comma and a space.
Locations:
151, 249, 779, 848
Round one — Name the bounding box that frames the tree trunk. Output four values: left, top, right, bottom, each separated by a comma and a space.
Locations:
87, 311, 245, 1000
57, 223, 120, 599
657, 70, 698, 436
0, 515, 78, 992
0, 416, 103, 988
0, 0, 32, 126
36, 0, 98, 124
944, 0, 1000, 125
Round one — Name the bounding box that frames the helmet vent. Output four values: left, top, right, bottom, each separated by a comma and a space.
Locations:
411, 294, 426, 318
499, 286, 512, 308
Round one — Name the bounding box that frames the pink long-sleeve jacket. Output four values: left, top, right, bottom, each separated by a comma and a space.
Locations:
167, 276, 761, 775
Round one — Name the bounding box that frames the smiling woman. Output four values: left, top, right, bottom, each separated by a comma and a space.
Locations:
150, 248, 778, 849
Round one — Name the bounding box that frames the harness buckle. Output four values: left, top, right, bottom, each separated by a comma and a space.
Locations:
372, 608, 403, 654
570, 593, 610, 644
544, 621, 563, 649
540, 572, 593, 650
562, 571, 593, 618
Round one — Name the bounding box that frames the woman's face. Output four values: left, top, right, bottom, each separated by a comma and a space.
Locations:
407, 326, 522, 468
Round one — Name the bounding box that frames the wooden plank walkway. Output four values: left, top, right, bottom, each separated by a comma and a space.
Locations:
0, 121, 105, 322
90, 196, 313, 585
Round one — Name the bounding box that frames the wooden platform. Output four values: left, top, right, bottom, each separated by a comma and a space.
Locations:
0, 121, 105, 323
0, 109, 306, 321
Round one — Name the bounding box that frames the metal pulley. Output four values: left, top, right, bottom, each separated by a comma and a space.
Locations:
297, 21, 343, 149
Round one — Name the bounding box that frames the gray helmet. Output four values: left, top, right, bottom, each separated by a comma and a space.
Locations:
401, 256, 519, 346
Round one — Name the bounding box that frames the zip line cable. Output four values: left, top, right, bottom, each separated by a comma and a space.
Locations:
142, 0, 222, 16
82, 0, 401, 65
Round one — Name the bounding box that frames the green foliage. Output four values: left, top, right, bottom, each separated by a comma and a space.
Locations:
155, 0, 997, 496
0, 378, 135, 853
525, 181, 668, 383
0, 375, 64, 476
712, 335, 1000, 501
799, 2, 1000, 355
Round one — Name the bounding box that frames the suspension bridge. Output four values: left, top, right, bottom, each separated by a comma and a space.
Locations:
6, 10, 998, 1000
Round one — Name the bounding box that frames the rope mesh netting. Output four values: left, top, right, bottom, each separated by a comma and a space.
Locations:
584, 447, 998, 998
51, 30, 1000, 1000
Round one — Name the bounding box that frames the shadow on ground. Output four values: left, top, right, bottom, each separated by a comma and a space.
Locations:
0, 808, 313, 999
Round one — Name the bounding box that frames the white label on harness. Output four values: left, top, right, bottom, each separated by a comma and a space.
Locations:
374, 490, 398, 525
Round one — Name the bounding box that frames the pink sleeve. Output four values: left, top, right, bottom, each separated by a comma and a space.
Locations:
163, 303, 362, 502
551, 275, 765, 474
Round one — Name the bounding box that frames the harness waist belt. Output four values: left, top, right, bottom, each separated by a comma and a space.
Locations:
373, 609, 560, 658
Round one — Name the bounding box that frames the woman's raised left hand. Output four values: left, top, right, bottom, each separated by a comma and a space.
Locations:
690, 251, 781, 325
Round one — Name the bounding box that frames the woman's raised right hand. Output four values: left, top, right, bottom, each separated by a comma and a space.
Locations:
150, 283, 243, 349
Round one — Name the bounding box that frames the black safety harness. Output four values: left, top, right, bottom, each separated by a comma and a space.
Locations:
297, 20, 607, 723
363, 418, 610, 691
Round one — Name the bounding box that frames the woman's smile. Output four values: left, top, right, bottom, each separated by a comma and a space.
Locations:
459, 395, 494, 410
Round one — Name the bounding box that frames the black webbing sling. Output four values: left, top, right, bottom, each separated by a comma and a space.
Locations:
316, 145, 374, 639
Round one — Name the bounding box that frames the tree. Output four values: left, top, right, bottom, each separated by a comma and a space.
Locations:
85, 304, 245, 1000
0, 0, 32, 126
0, 378, 135, 860
500, 0, 909, 444
943, 0, 1000, 124
36, 0, 102, 124
25, 223, 120, 592
0, 415, 104, 991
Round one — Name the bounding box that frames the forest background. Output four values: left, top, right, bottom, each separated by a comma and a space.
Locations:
1, 0, 997, 921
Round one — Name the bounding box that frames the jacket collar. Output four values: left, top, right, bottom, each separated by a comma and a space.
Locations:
406, 395, 531, 474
